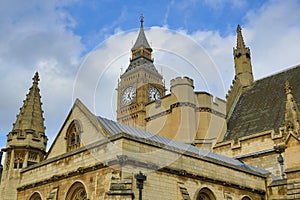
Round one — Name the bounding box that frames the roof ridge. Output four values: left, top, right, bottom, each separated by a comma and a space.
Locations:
96, 116, 269, 175
254, 64, 300, 83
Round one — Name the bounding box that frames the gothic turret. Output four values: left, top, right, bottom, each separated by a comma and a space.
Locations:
233, 25, 254, 87
0, 72, 47, 200
12, 72, 46, 135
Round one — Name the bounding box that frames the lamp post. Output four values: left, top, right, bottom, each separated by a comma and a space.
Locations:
277, 154, 285, 179
134, 171, 147, 200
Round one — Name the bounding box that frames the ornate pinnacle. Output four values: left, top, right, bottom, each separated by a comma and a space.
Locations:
33, 72, 40, 85
284, 80, 300, 135
236, 24, 246, 49
285, 80, 292, 94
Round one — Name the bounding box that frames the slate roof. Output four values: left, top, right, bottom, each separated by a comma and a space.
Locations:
225, 65, 300, 141
131, 24, 152, 51
97, 116, 269, 175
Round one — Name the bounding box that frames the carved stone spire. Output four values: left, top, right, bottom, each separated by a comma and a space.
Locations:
233, 24, 254, 87
284, 80, 300, 133
0, 72, 47, 200
236, 24, 246, 49
12, 72, 45, 135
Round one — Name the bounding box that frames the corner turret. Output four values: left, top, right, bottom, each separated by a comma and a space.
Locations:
226, 25, 254, 118
0, 72, 47, 200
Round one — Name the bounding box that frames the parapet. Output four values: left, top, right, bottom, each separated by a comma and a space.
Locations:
170, 76, 194, 91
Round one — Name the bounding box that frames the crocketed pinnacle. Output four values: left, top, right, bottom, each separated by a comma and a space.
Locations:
131, 14, 152, 51
284, 80, 300, 132
236, 24, 246, 49
12, 72, 45, 134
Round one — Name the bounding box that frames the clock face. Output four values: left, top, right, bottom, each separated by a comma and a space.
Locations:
122, 86, 136, 105
148, 87, 161, 101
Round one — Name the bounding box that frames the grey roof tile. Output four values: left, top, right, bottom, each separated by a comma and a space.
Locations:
225, 65, 300, 141
97, 116, 269, 175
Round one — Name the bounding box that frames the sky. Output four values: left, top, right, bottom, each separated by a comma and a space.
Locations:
1, 0, 300, 151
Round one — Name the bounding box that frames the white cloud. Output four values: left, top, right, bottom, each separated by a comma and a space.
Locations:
243, 1, 300, 79
0, 0, 83, 146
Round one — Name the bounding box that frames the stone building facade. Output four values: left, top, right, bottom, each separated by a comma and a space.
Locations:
1, 17, 300, 199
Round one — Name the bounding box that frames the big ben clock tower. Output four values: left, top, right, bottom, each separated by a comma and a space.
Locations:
117, 15, 165, 129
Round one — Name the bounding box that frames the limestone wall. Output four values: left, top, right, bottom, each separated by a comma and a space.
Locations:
47, 100, 106, 159
17, 135, 268, 199
214, 131, 283, 178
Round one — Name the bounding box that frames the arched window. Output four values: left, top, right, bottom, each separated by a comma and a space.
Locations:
13, 158, 23, 169
197, 187, 216, 200
66, 182, 87, 200
29, 192, 42, 200
66, 120, 82, 152
242, 196, 251, 200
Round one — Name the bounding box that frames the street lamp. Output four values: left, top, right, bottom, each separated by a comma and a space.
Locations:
134, 171, 147, 200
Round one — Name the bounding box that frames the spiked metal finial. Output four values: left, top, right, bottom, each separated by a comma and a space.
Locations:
140, 14, 144, 27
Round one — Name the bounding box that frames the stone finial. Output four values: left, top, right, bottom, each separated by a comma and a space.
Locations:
33, 71, 40, 85
285, 80, 292, 94
140, 14, 144, 28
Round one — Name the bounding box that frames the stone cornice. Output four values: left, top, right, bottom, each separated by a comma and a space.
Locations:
20, 132, 268, 184
285, 166, 300, 173
17, 162, 107, 191
145, 101, 225, 122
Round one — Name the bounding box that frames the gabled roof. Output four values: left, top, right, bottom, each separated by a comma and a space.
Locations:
97, 116, 269, 175
225, 65, 300, 141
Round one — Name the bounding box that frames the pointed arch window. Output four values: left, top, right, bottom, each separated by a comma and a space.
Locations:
29, 192, 42, 200
66, 182, 87, 200
197, 187, 216, 200
66, 120, 82, 152
242, 196, 251, 200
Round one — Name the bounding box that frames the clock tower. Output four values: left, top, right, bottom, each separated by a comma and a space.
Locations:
117, 16, 165, 129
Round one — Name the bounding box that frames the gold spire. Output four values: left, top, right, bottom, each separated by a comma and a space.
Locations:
284, 80, 300, 133
236, 24, 246, 49
12, 72, 45, 134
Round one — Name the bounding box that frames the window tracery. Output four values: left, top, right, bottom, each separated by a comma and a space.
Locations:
66, 120, 82, 152
13, 151, 25, 169
66, 182, 87, 200
197, 187, 216, 200
29, 192, 42, 200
